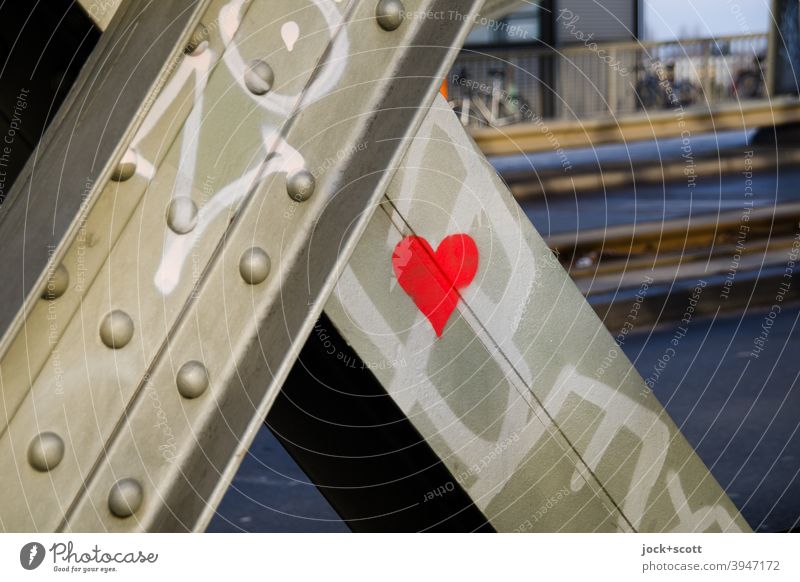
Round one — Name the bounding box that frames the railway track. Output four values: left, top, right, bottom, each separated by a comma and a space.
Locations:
546, 202, 800, 331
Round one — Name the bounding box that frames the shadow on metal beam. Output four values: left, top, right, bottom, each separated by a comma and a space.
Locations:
267, 314, 494, 533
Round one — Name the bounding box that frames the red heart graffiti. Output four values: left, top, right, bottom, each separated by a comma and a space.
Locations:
392, 234, 479, 337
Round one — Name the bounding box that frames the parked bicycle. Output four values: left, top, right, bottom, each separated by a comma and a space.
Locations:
730, 54, 766, 99
635, 62, 702, 111
449, 67, 533, 128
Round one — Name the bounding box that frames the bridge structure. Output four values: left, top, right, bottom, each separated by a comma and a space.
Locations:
0, 0, 761, 532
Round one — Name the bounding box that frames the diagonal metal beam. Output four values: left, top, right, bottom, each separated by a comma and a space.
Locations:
0, 0, 213, 348
325, 95, 752, 532
63, 0, 485, 533
0, 0, 485, 532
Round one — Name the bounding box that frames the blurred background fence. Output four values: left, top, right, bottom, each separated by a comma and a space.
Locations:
449, 33, 769, 126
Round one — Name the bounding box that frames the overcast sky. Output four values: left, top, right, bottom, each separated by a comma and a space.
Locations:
643, 0, 771, 40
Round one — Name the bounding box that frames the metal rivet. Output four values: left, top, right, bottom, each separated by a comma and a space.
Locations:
176, 360, 209, 399
166, 197, 199, 234
244, 60, 274, 95
239, 247, 271, 285
108, 478, 143, 518
28, 432, 65, 472
376, 0, 405, 31
111, 149, 137, 182
41, 264, 69, 300
186, 24, 209, 56
99, 310, 134, 349
286, 168, 316, 202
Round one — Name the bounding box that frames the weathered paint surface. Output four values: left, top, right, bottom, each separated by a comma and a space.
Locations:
0, 0, 351, 531
326, 95, 751, 532
0, 0, 750, 534
2, 0, 486, 532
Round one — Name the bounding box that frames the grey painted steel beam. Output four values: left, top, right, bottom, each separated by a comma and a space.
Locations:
0, 0, 212, 349
0, 0, 485, 532
1, 0, 750, 535
64, 0, 484, 533
325, 95, 752, 532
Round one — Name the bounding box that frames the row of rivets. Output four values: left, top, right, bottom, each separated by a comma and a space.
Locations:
104, 143, 137, 516
97, 69, 266, 511
240, 50, 320, 205
33, 149, 142, 516
28, 433, 144, 515
95, 18, 215, 521
103, 38, 205, 515
32, 260, 73, 476
28, 0, 406, 519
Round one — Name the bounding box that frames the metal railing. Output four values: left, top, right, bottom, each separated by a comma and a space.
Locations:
448, 33, 769, 126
